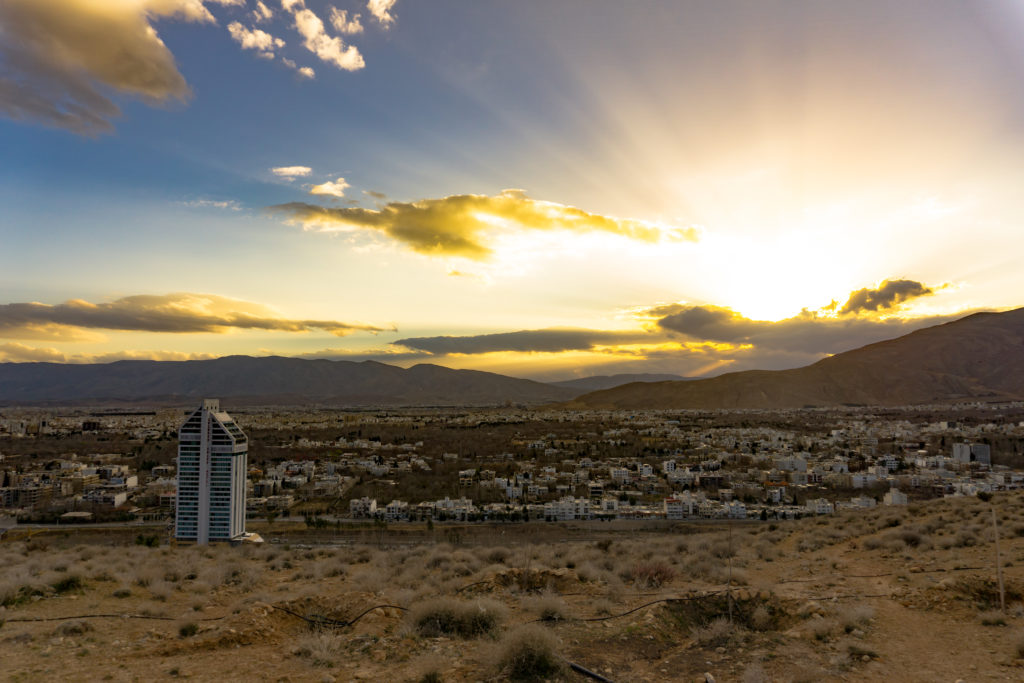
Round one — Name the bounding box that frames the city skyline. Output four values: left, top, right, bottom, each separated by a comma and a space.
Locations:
3, 1, 1024, 380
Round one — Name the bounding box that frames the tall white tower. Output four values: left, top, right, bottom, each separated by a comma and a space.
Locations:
175, 399, 248, 544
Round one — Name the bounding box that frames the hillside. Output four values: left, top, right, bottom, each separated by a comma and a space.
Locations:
549, 373, 688, 392
3, 493, 1024, 681
0, 356, 577, 406
568, 307, 1024, 409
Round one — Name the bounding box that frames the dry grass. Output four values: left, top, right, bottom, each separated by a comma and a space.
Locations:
492, 624, 565, 681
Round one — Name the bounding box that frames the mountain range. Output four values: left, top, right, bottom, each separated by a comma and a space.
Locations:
567, 307, 1024, 409
1, 308, 1021, 407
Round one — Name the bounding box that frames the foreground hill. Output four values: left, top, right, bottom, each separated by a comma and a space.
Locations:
3, 493, 1024, 681
569, 307, 1024, 409
0, 356, 577, 406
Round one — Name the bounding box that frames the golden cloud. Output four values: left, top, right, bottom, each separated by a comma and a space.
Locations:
0, 0, 214, 134
838, 279, 934, 315
269, 189, 700, 259
310, 177, 350, 198
0, 293, 388, 339
0, 342, 218, 364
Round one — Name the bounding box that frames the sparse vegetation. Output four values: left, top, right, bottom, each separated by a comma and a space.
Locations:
493, 624, 565, 681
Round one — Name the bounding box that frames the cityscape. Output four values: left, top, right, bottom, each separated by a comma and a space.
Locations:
3, 402, 1023, 534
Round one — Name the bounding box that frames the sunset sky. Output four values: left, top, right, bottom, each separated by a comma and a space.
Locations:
1, 0, 1022, 380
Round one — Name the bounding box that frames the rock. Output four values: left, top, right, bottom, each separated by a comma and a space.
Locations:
320, 676, 336, 683
703, 674, 716, 683
861, 655, 871, 662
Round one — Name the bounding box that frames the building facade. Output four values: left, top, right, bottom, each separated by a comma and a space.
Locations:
175, 399, 248, 544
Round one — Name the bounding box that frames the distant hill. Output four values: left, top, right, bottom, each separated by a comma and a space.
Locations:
567, 307, 1024, 409
0, 356, 578, 407
550, 373, 688, 392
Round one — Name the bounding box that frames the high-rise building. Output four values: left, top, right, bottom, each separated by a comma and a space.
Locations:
175, 399, 248, 544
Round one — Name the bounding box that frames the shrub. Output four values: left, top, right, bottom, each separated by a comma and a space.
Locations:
410, 598, 506, 638
55, 620, 93, 636
525, 594, 570, 623
629, 561, 676, 588
52, 575, 83, 594
980, 610, 1007, 626
807, 617, 837, 642
837, 604, 874, 633
178, 622, 199, 638
691, 617, 735, 647
295, 630, 345, 667
494, 624, 565, 681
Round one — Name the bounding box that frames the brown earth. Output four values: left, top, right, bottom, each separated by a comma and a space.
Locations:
4, 493, 1024, 682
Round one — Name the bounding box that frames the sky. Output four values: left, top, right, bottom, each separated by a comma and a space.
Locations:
1, 0, 1023, 381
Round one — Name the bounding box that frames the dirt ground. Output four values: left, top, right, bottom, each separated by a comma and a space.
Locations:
4, 493, 1024, 682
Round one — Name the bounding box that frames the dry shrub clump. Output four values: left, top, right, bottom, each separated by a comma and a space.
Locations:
295, 630, 345, 667
410, 598, 507, 638
691, 616, 736, 646
524, 593, 570, 623
836, 603, 874, 633
979, 610, 1008, 626
493, 624, 566, 681
628, 560, 676, 588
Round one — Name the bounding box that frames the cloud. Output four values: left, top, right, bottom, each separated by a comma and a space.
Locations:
0, 343, 219, 364
297, 66, 315, 79
367, 0, 397, 26
227, 21, 285, 58
363, 190, 387, 199
0, 342, 66, 363
310, 177, 350, 198
329, 7, 363, 35
394, 328, 657, 355
652, 304, 961, 356
252, 1, 274, 22
0, 293, 388, 340
283, 0, 364, 72
0, 0, 218, 135
269, 189, 700, 259
839, 279, 934, 315
182, 198, 242, 210
272, 165, 312, 178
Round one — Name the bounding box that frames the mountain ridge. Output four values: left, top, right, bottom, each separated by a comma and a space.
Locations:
566, 307, 1024, 409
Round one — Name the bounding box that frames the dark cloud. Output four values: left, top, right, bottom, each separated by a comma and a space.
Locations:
655, 304, 963, 355
839, 279, 933, 315
394, 328, 656, 355
269, 189, 699, 259
0, 0, 211, 135
0, 293, 387, 339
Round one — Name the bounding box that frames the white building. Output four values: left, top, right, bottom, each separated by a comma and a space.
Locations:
883, 488, 908, 505
953, 443, 991, 466
350, 496, 378, 518
805, 498, 834, 515
175, 399, 248, 544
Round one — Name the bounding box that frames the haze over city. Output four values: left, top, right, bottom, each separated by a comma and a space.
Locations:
2, 0, 1024, 383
